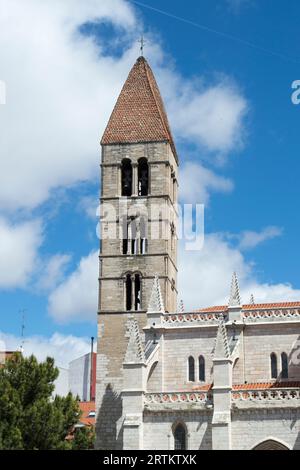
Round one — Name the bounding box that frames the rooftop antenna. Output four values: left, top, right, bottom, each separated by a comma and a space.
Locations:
138, 35, 146, 57
19, 309, 26, 354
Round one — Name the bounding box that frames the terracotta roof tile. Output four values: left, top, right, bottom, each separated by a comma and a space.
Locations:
242, 302, 300, 310
232, 382, 300, 390
101, 56, 178, 161
78, 401, 95, 427
192, 382, 300, 391
193, 301, 300, 314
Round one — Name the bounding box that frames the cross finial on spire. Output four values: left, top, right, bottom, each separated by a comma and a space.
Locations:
138, 35, 146, 56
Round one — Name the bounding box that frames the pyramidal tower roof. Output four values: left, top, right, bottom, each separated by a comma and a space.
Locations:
101, 56, 178, 161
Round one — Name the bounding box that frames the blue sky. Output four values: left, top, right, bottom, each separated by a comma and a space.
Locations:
1, 0, 300, 366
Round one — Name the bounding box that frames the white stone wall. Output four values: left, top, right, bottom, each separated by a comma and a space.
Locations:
159, 322, 300, 390
231, 410, 300, 450
141, 409, 300, 450
162, 327, 217, 390
143, 412, 212, 450
237, 323, 300, 384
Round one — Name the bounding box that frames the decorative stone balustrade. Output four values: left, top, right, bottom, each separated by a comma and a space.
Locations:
232, 388, 300, 406
144, 391, 213, 410
242, 309, 300, 323
163, 312, 225, 327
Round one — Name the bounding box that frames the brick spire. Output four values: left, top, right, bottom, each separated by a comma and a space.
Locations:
101, 56, 178, 161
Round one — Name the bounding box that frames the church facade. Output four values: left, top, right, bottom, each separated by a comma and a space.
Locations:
95, 56, 300, 450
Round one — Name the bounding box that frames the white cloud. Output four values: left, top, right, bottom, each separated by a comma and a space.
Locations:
180, 162, 234, 204
0, 0, 137, 212
159, 69, 248, 156
37, 254, 72, 291
0, 217, 43, 288
178, 232, 300, 310
77, 195, 99, 220
48, 250, 98, 323
237, 226, 282, 250
0, 331, 91, 368
0, 0, 248, 212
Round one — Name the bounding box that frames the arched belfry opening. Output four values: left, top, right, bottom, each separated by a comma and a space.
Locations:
138, 157, 149, 196
121, 158, 133, 196
125, 274, 132, 311
125, 273, 142, 311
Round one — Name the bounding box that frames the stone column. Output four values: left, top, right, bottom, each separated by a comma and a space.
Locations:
211, 321, 233, 450
132, 163, 138, 196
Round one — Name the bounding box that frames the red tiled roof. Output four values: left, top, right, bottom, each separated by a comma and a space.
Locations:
242, 302, 300, 310
193, 382, 300, 391
101, 56, 178, 161
194, 301, 300, 314
78, 401, 95, 427
233, 382, 300, 390
195, 306, 227, 313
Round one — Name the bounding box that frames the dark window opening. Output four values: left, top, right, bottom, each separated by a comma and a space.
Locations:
140, 216, 147, 255
140, 238, 147, 255
122, 159, 133, 197
138, 158, 149, 196
199, 356, 205, 382
134, 274, 141, 311
174, 424, 186, 450
130, 219, 137, 255
271, 353, 278, 379
188, 356, 195, 382
281, 352, 288, 379
126, 274, 132, 311
131, 239, 136, 255
122, 218, 129, 255
123, 238, 128, 255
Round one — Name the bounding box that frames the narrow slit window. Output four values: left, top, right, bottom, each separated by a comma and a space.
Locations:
188, 356, 195, 382
199, 356, 205, 382
281, 352, 288, 379
271, 353, 278, 379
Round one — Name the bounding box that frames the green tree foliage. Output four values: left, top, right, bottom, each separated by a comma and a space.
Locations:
0, 354, 86, 450
71, 426, 95, 450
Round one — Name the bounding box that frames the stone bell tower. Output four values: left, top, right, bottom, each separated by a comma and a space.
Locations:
96, 56, 179, 449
